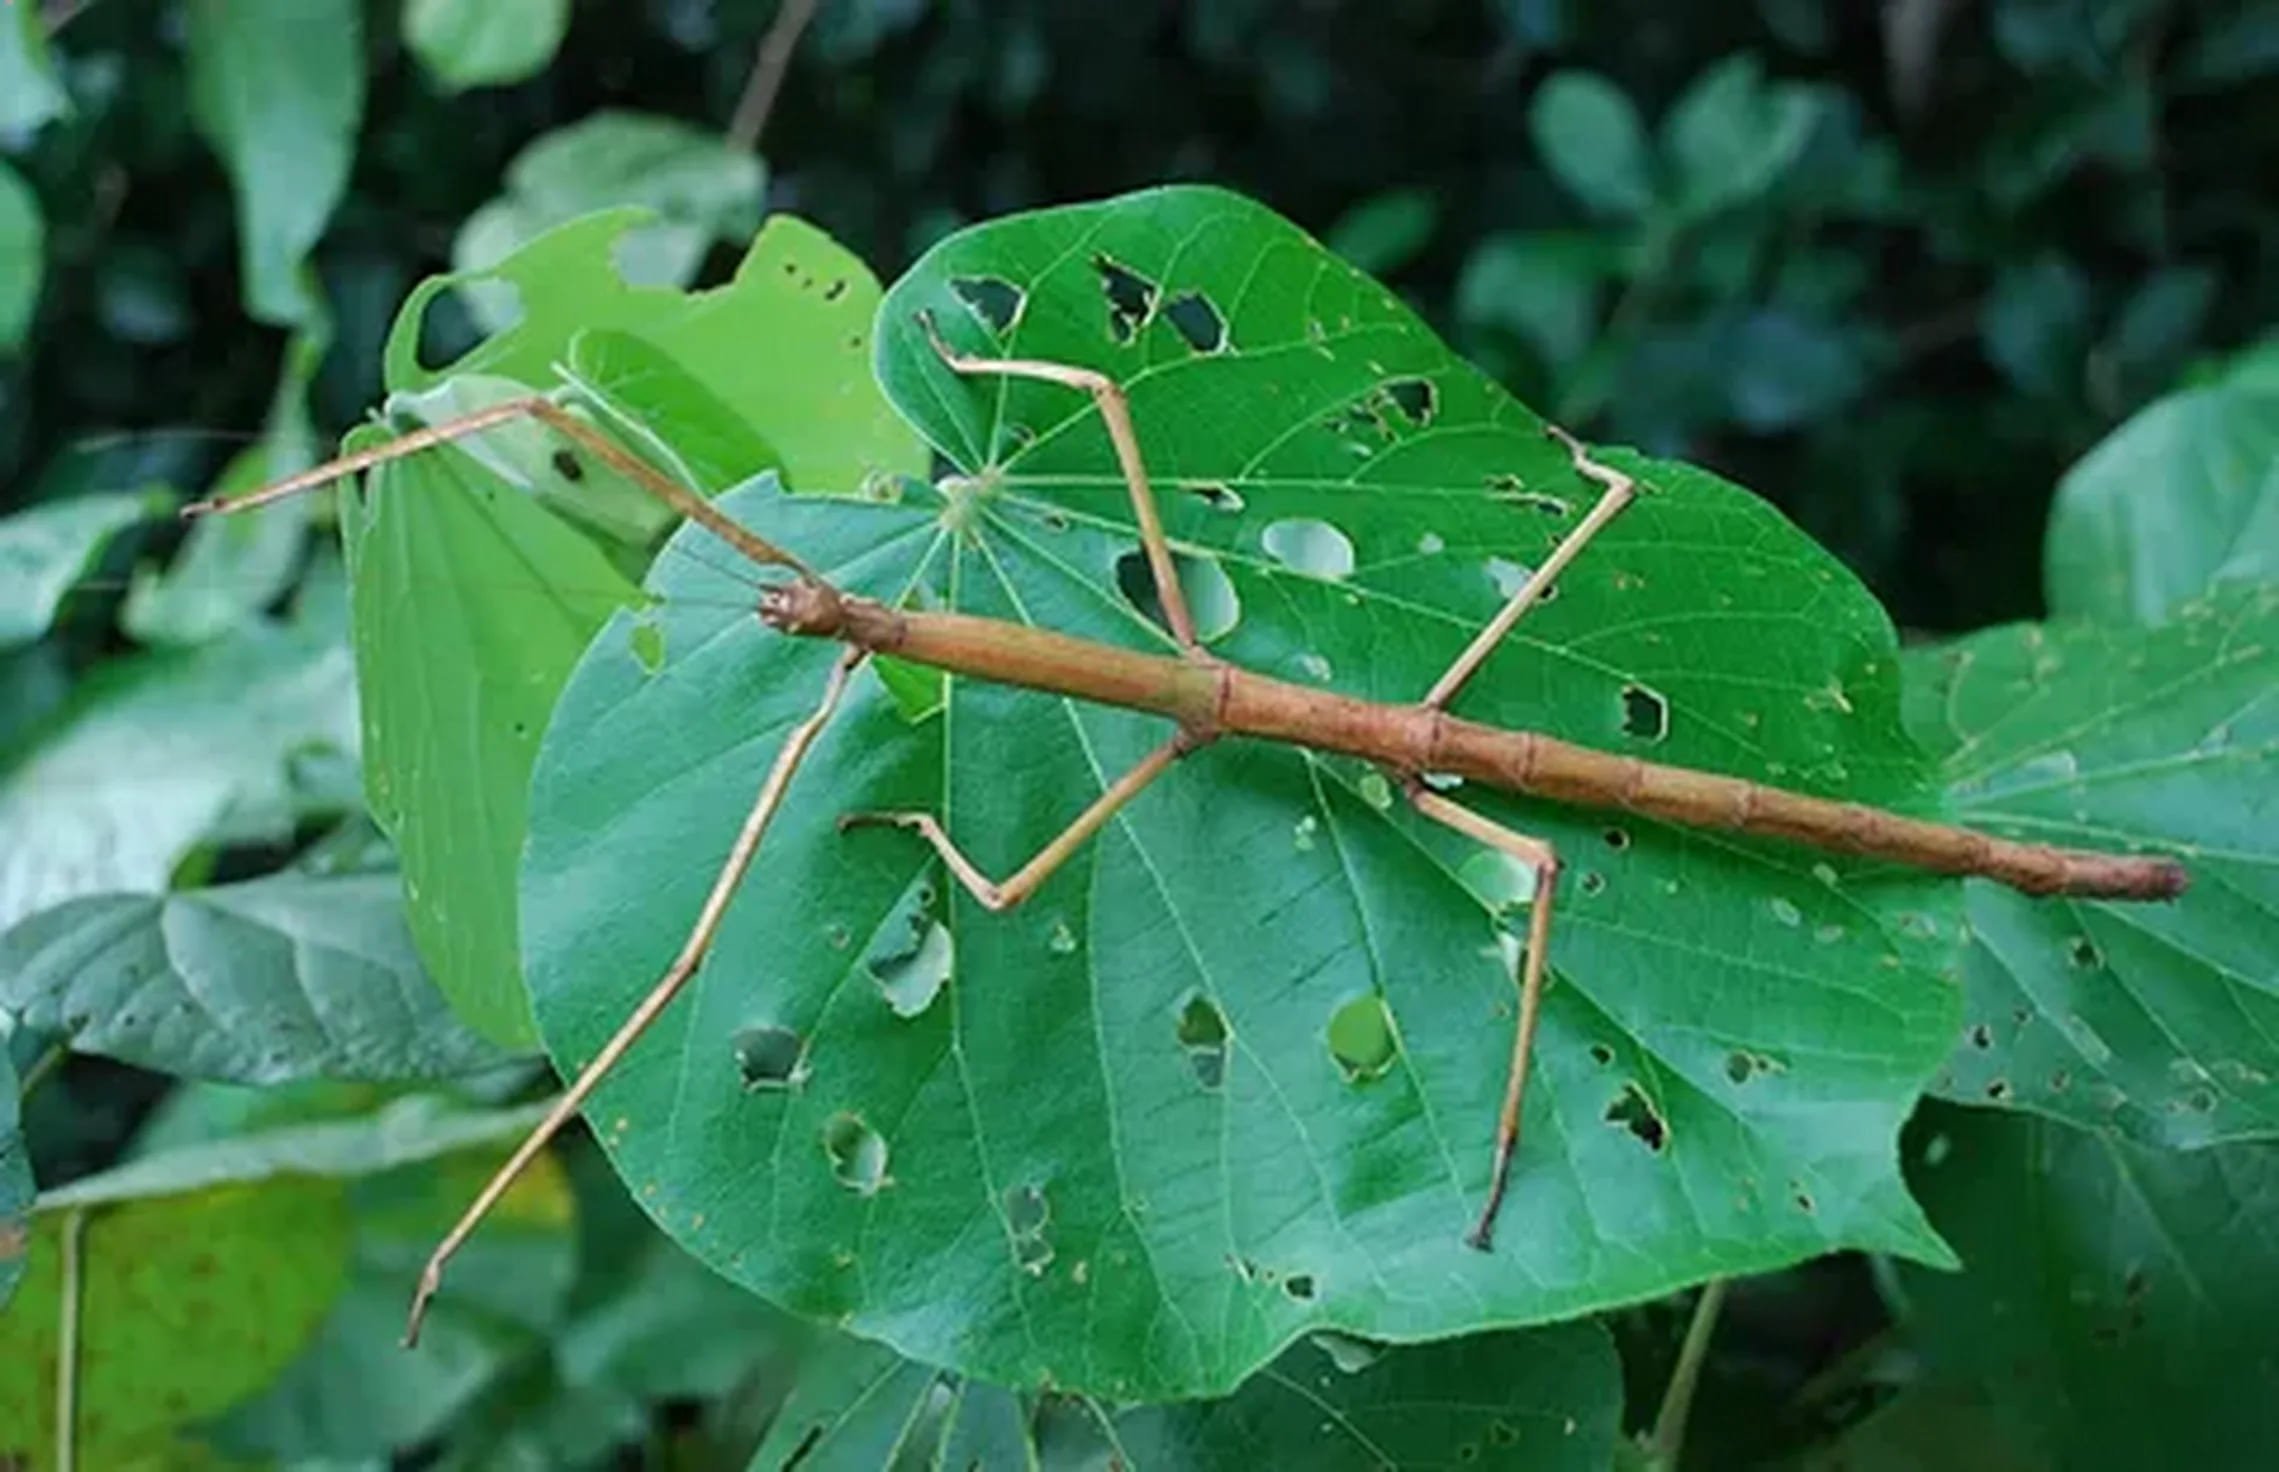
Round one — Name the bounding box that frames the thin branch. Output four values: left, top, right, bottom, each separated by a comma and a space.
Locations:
727, 0, 822, 154
1648, 1277, 1729, 1470
56, 1207, 89, 1472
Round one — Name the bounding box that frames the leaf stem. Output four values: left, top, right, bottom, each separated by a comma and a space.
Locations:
1648, 1277, 1728, 1470
56, 1207, 89, 1472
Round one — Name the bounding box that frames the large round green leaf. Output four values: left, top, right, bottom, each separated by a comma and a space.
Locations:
521, 188, 1961, 1398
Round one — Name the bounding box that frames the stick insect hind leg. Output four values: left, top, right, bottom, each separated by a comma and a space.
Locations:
1410, 425, 1635, 1248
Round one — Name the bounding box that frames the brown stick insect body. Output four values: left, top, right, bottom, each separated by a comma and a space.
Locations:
186, 329, 2188, 1343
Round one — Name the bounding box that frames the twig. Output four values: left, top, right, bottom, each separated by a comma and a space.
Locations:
1648, 1277, 1729, 1470
726, 0, 822, 154
56, 1207, 89, 1472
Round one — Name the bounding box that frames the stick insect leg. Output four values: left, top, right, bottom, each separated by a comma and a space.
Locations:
403, 647, 865, 1346
1408, 784, 1562, 1251
1421, 425, 1638, 711
841, 734, 1188, 911
920, 314, 1199, 652
181, 395, 813, 580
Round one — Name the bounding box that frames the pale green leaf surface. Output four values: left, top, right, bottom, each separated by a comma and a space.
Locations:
350, 211, 920, 1045
1906, 588, 2279, 1144
0, 621, 357, 933
0, 157, 40, 351
1901, 1106, 2279, 1471
2043, 343, 2279, 624
1529, 72, 1656, 217
0, 491, 162, 648
1661, 55, 1821, 216
0, 873, 508, 1084
0, 2, 68, 139
522, 188, 1958, 1399
450, 112, 761, 332
187, 0, 364, 325
404, 0, 572, 93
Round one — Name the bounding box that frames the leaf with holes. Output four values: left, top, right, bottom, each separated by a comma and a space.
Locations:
520, 187, 1962, 1399
749, 1317, 1618, 1468
348, 208, 924, 1045
1906, 585, 2279, 1144
1901, 1105, 2279, 1471
0, 873, 509, 1085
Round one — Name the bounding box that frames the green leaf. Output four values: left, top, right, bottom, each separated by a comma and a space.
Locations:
0, 1097, 546, 1466
351, 210, 921, 1046
1901, 1106, 2279, 1470
1530, 71, 1657, 217
1322, 188, 1439, 277
523, 188, 1958, 1400
2044, 342, 2279, 625
1905, 587, 2279, 1144
186, 0, 364, 325
1981, 257, 2090, 400
0, 158, 40, 352
0, 1042, 27, 1310
123, 326, 329, 646
404, 0, 572, 94
749, 1319, 1620, 1469
0, 873, 509, 1084
0, 1, 68, 139
451, 112, 763, 333
1661, 54, 1822, 217
0, 491, 164, 648
0, 621, 358, 934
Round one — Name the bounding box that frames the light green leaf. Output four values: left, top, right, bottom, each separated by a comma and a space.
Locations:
451, 111, 763, 333
0, 158, 40, 351
1661, 54, 1822, 216
523, 187, 1958, 1400
351, 209, 920, 1046
187, 0, 364, 325
0, 622, 357, 934
1530, 71, 1657, 217
403, 0, 571, 94
2044, 340, 2279, 625
1902, 1106, 2279, 1471
0, 1097, 547, 1466
0, 1, 68, 139
0, 1042, 27, 1310
124, 325, 329, 645
1906, 587, 2279, 1144
1981, 257, 2090, 400
749, 1319, 1619, 1469
0, 491, 164, 648
0, 873, 509, 1084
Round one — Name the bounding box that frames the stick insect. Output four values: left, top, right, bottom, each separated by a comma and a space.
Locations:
188, 316, 2188, 1349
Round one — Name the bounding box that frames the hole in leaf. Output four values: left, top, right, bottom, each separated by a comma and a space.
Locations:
1327, 995, 1399, 1084
1603, 1083, 1668, 1153
1579, 871, 1606, 897
1188, 481, 1245, 512
1383, 377, 1436, 426
822, 1112, 889, 1195
628, 619, 666, 675
1968, 1023, 1993, 1050
1116, 547, 1241, 642
1769, 896, 1802, 927
1986, 1079, 2012, 1102
1283, 1273, 1317, 1301
1093, 254, 1158, 344
1261, 518, 1356, 580
733, 1026, 806, 1092
1485, 556, 1539, 601
1589, 1043, 1614, 1067
867, 913, 954, 1019
550, 448, 585, 482
949, 276, 1024, 334
1005, 1183, 1049, 1236
1016, 1234, 1055, 1275
1457, 850, 1537, 913
1726, 1051, 1754, 1084
1619, 684, 1670, 742
2068, 936, 2102, 969
1602, 827, 1630, 851
1793, 1188, 1815, 1214
1489, 1420, 1519, 1447
1310, 1330, 1382, 1373
1164, 291, 1228, 353
1176, 992, 1230, 1090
